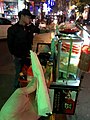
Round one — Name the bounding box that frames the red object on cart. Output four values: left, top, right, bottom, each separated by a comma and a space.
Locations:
81, 45, 90, 54
27, 66, 34, 76
19, 66, 33, 87
62, 42, 80, 54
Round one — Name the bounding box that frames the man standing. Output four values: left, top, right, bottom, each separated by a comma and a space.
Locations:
7, 9, 40, 90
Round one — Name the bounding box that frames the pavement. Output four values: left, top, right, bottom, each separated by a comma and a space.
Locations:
0, 31, 90, 120
0, 40, 15, 109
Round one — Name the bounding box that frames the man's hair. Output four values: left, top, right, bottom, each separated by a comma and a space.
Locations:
18, 11, 22, 19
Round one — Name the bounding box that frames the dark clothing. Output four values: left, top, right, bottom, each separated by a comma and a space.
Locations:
14, 57, 22, 89
7, 22, 40, 58
7, 22, 40, 90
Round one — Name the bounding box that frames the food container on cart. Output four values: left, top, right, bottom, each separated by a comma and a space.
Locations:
55, 33, 83, 83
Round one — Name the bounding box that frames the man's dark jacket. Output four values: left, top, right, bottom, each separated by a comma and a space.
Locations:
7, 22, 40, 58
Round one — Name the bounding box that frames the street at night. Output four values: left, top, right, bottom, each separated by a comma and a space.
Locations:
0, 25, 90, 120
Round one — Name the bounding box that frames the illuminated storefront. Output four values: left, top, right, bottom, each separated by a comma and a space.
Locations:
0, 0, 4, 16
18, 0, 25, 12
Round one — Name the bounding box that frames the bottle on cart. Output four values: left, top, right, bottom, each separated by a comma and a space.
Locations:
19, 72, 27, 80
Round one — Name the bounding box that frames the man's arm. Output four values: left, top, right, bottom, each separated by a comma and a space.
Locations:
34, 25, 40, 34
29, 23, 40, 34
7, 26, 14, 55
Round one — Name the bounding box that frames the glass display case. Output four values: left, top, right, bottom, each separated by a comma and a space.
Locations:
49, 33, 83, 115
54, 33, 83, 85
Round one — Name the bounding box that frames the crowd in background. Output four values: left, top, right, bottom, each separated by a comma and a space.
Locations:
34, 4, 90, 30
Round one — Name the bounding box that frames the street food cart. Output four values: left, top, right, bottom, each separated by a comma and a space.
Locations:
18, 27, 84, 116
49, 30, 83, 115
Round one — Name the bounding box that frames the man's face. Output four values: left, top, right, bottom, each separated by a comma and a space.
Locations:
23, 15, 32, 25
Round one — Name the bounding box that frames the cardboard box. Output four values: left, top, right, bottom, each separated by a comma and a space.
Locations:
78, 52, 90, 72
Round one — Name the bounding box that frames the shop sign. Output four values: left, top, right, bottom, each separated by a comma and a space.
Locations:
49, 87, 78, 115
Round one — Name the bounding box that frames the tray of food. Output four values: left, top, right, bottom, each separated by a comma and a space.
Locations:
59, 29, 79, 34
